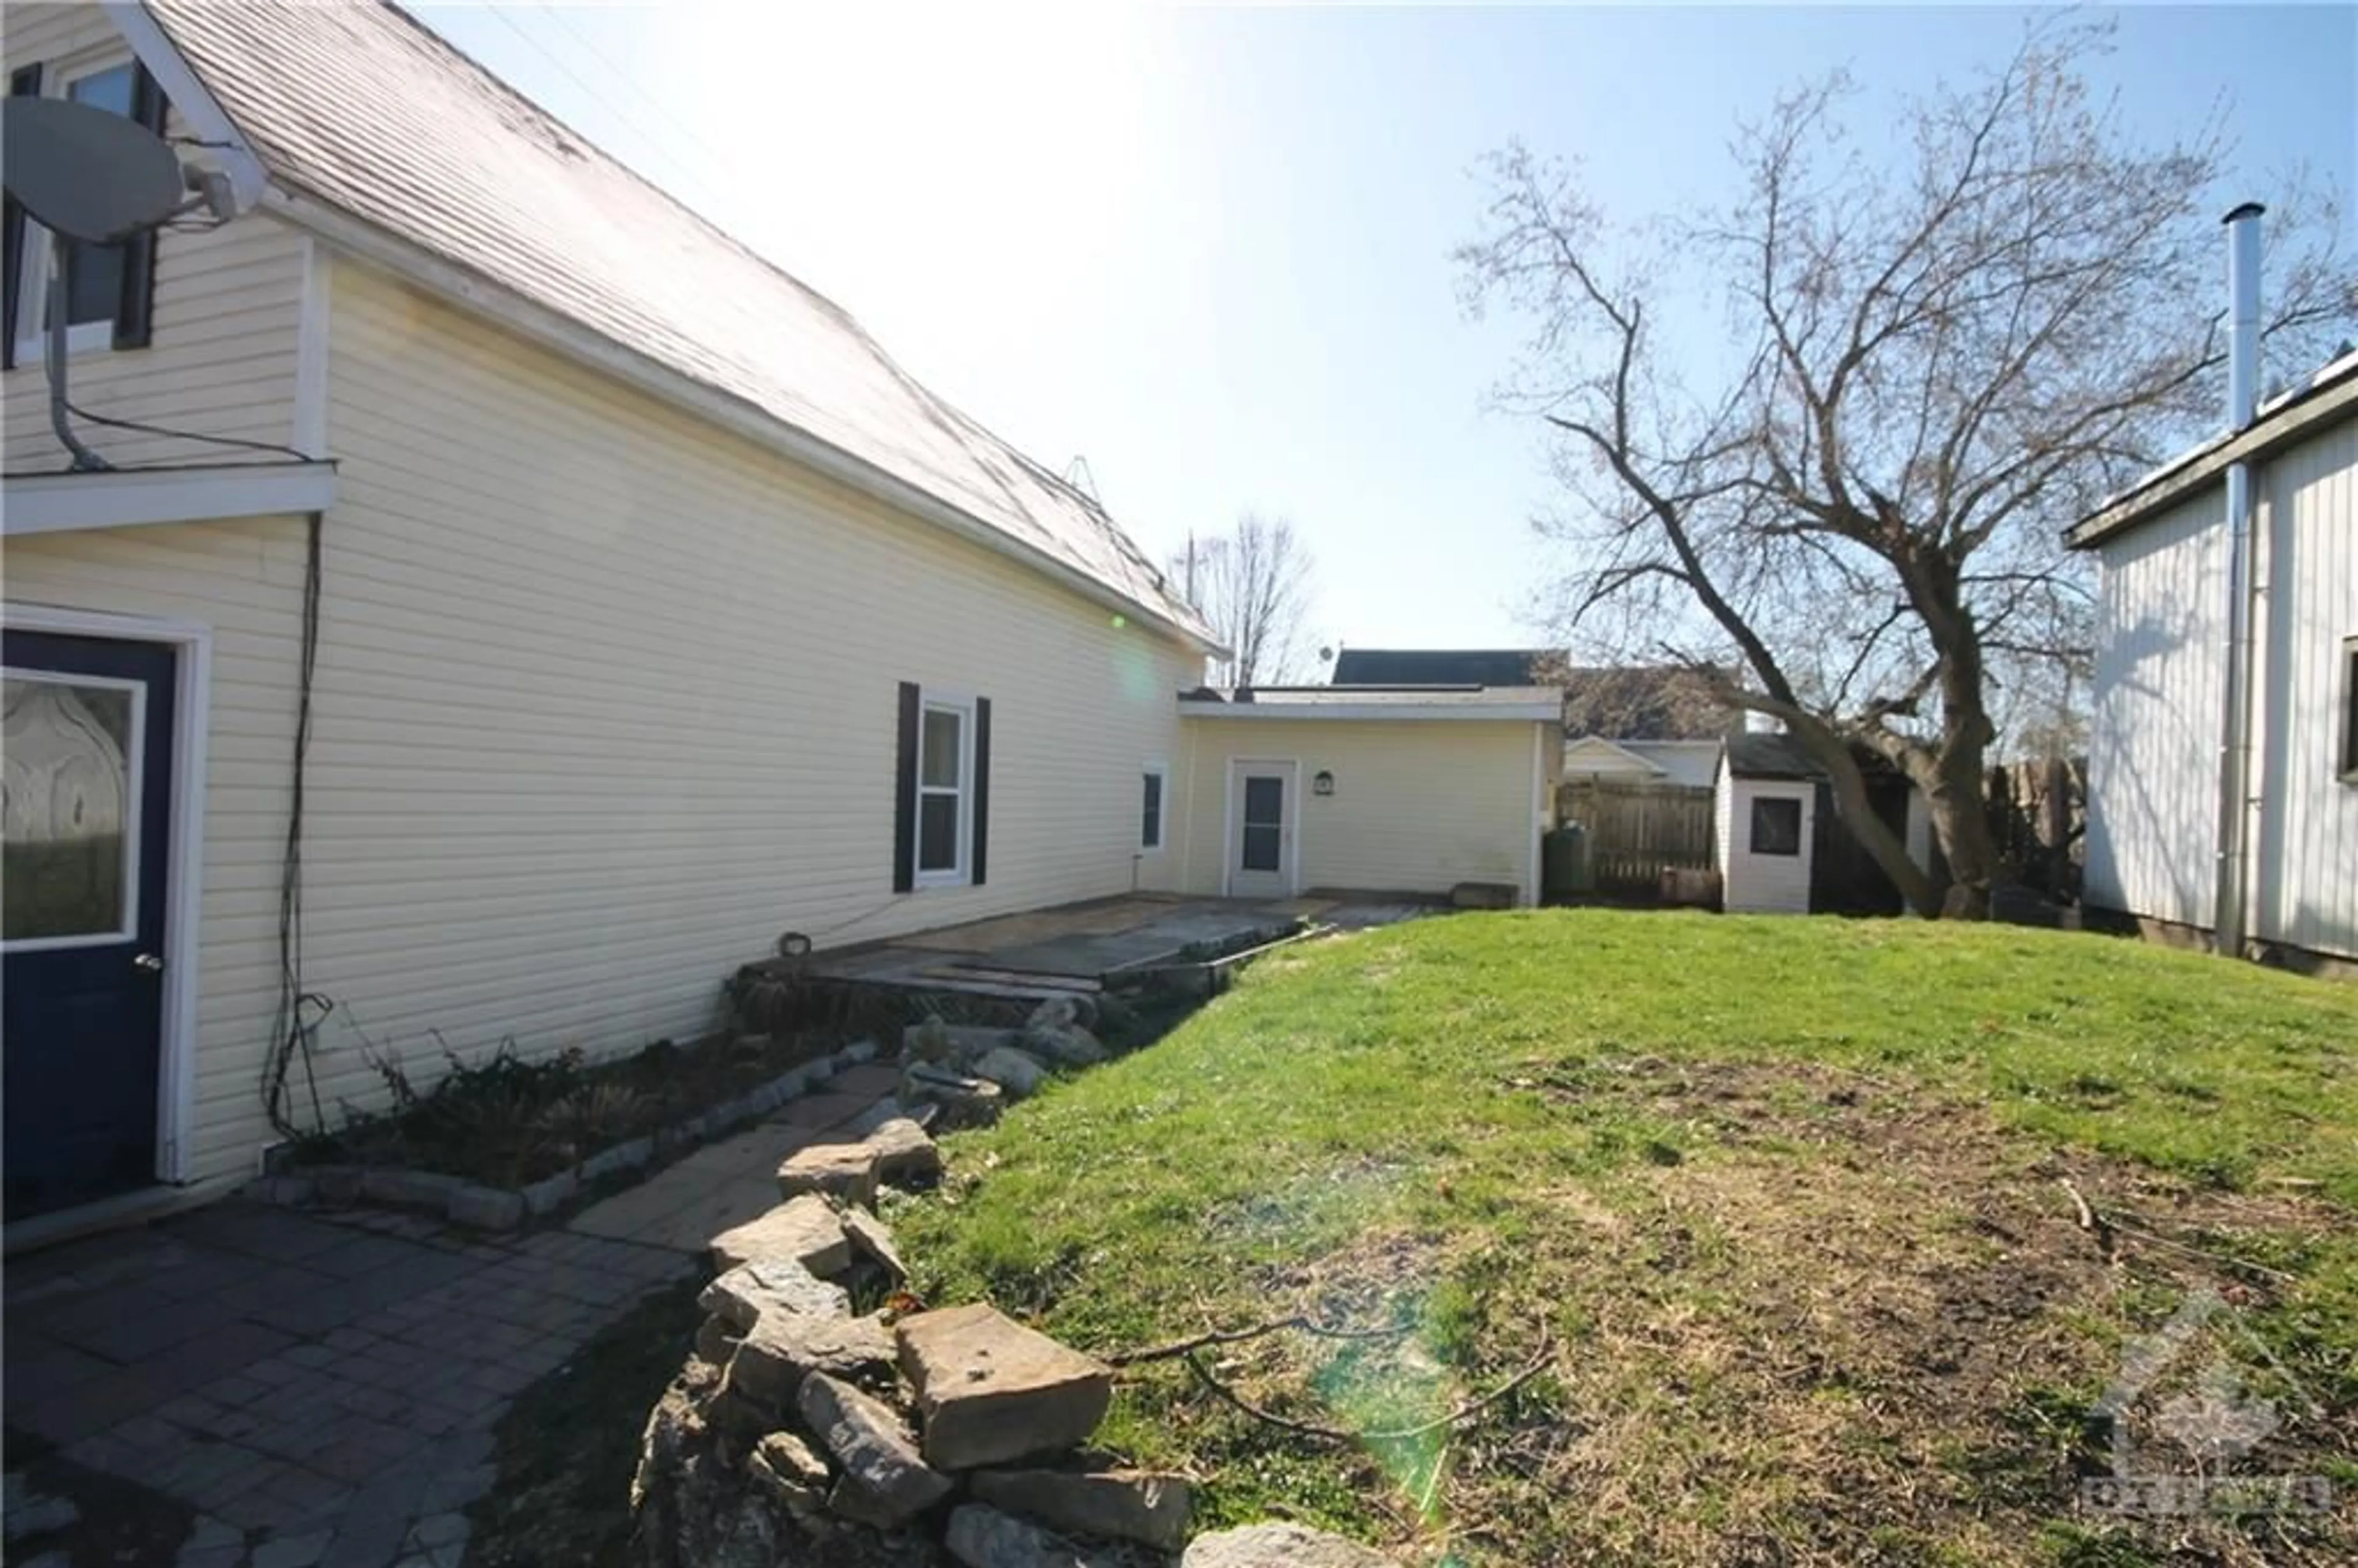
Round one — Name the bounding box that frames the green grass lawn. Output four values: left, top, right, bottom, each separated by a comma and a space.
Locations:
893, 912, 2358, 1566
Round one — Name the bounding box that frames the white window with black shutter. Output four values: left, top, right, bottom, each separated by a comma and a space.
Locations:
4, 58, 165, 369
893, 683, 989, 891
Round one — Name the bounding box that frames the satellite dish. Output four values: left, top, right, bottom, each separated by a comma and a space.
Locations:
2, 96, 187, 245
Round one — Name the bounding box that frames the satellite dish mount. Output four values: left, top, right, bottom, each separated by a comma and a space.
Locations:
2, 95, 213, 470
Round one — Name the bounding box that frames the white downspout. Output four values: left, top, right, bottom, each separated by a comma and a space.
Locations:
2212, 201, 2265, 958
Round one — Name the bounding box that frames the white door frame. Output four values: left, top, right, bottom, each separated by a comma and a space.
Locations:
1222, 757, 1300, 898
3, 601, 211, 1185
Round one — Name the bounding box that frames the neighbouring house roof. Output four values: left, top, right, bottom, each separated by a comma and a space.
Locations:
133, 0, 1215, 650
2068, 347, 2358, 551
1330, 650, 1732, 740
1329, 649, 1546, 686
1178, 685, 1564, 722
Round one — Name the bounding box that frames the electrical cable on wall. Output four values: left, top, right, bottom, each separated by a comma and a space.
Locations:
54, 400, 316, 465
263, 510, 328, 1138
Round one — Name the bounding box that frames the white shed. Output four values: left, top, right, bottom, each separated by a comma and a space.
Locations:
1715, 735, 1819, 914
1713, 733, 1939, 915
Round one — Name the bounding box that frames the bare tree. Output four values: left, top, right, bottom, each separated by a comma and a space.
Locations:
1177, 513, 1319, 686
1461, 17, 2351, 916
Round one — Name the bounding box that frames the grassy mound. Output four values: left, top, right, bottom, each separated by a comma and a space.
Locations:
893, 912, 2358, 1566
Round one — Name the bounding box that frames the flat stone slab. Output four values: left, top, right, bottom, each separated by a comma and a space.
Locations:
725, 1310, 896, 1408
838, 1206, 907, 1282
1183, 1524, 1401, 1567
901, 1065, 1005, 1130
776, 1143, 879, 1206
895, 1304, 1113, 1470
747, 1430, 830, 1515
1021, 1023, 1106, 1067
944, 1503, 1120, 1568
971, 1047, 1049, 1099
708, 1195, 849, 1277
865, 1118, 941, 1186
971, 1467, 1193, 1549
699, 1257, 852, 1332
798, 1373, 952, 1527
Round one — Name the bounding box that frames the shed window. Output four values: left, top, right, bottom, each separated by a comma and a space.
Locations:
1749, 796, 1802, 856
1140, 767, 1166, 851
2340, 635, 2358, 784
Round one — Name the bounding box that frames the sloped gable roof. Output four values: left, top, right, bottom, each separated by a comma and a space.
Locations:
137, 0, 1211, 644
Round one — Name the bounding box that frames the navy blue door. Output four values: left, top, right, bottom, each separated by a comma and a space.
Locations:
3, 630, 176, 1219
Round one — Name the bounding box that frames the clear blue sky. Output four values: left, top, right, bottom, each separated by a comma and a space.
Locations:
418, 2, 2354, 660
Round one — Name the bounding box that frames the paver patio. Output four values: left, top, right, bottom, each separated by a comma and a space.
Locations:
2, 1063, 905, 1567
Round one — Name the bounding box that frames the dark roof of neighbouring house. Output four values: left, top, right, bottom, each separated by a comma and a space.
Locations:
1329, 651, 1733, 740
1329, 649, 1544, 686
2068, 347, 2358, 551
139, 0, 1213, 645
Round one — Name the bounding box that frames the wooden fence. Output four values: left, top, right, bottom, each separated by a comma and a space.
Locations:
1986, 756, 2087, 900
1555, 780, 1717, 899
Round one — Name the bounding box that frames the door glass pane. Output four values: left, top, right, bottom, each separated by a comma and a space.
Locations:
1242, 823, 1282, 872
917, 792, 960, 872
2, 675, 136, 940
920, 707, 963, 788
1243, 775, 1283, 826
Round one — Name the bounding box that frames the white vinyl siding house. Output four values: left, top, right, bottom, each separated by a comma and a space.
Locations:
268, 261, 1205, 1143
1562, 735, 1721, 790
2075, 352, 2357, 968
2, 1, 1218, 1217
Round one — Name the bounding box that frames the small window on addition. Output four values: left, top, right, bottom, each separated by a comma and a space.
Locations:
1749, 796, 1803, 856
1140, 768, 1165, 850
2340, 635, 2358, 784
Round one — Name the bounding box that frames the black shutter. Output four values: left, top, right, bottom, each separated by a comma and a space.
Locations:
971, 698, 992, 887
2, 64, 42, 371
112, 65, 166, 351
892, 682, 920, 893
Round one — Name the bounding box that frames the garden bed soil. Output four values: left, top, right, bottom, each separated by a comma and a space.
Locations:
282, 1028, 846, 1190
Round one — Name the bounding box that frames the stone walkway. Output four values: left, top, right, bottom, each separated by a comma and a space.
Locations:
2, 1062, 905, 1568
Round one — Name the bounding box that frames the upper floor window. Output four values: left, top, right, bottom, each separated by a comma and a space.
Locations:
4, 58, 165, 368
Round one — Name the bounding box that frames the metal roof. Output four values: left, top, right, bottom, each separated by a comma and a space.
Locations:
2068, 347, 2358, 551
139, 0, 1212, 645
